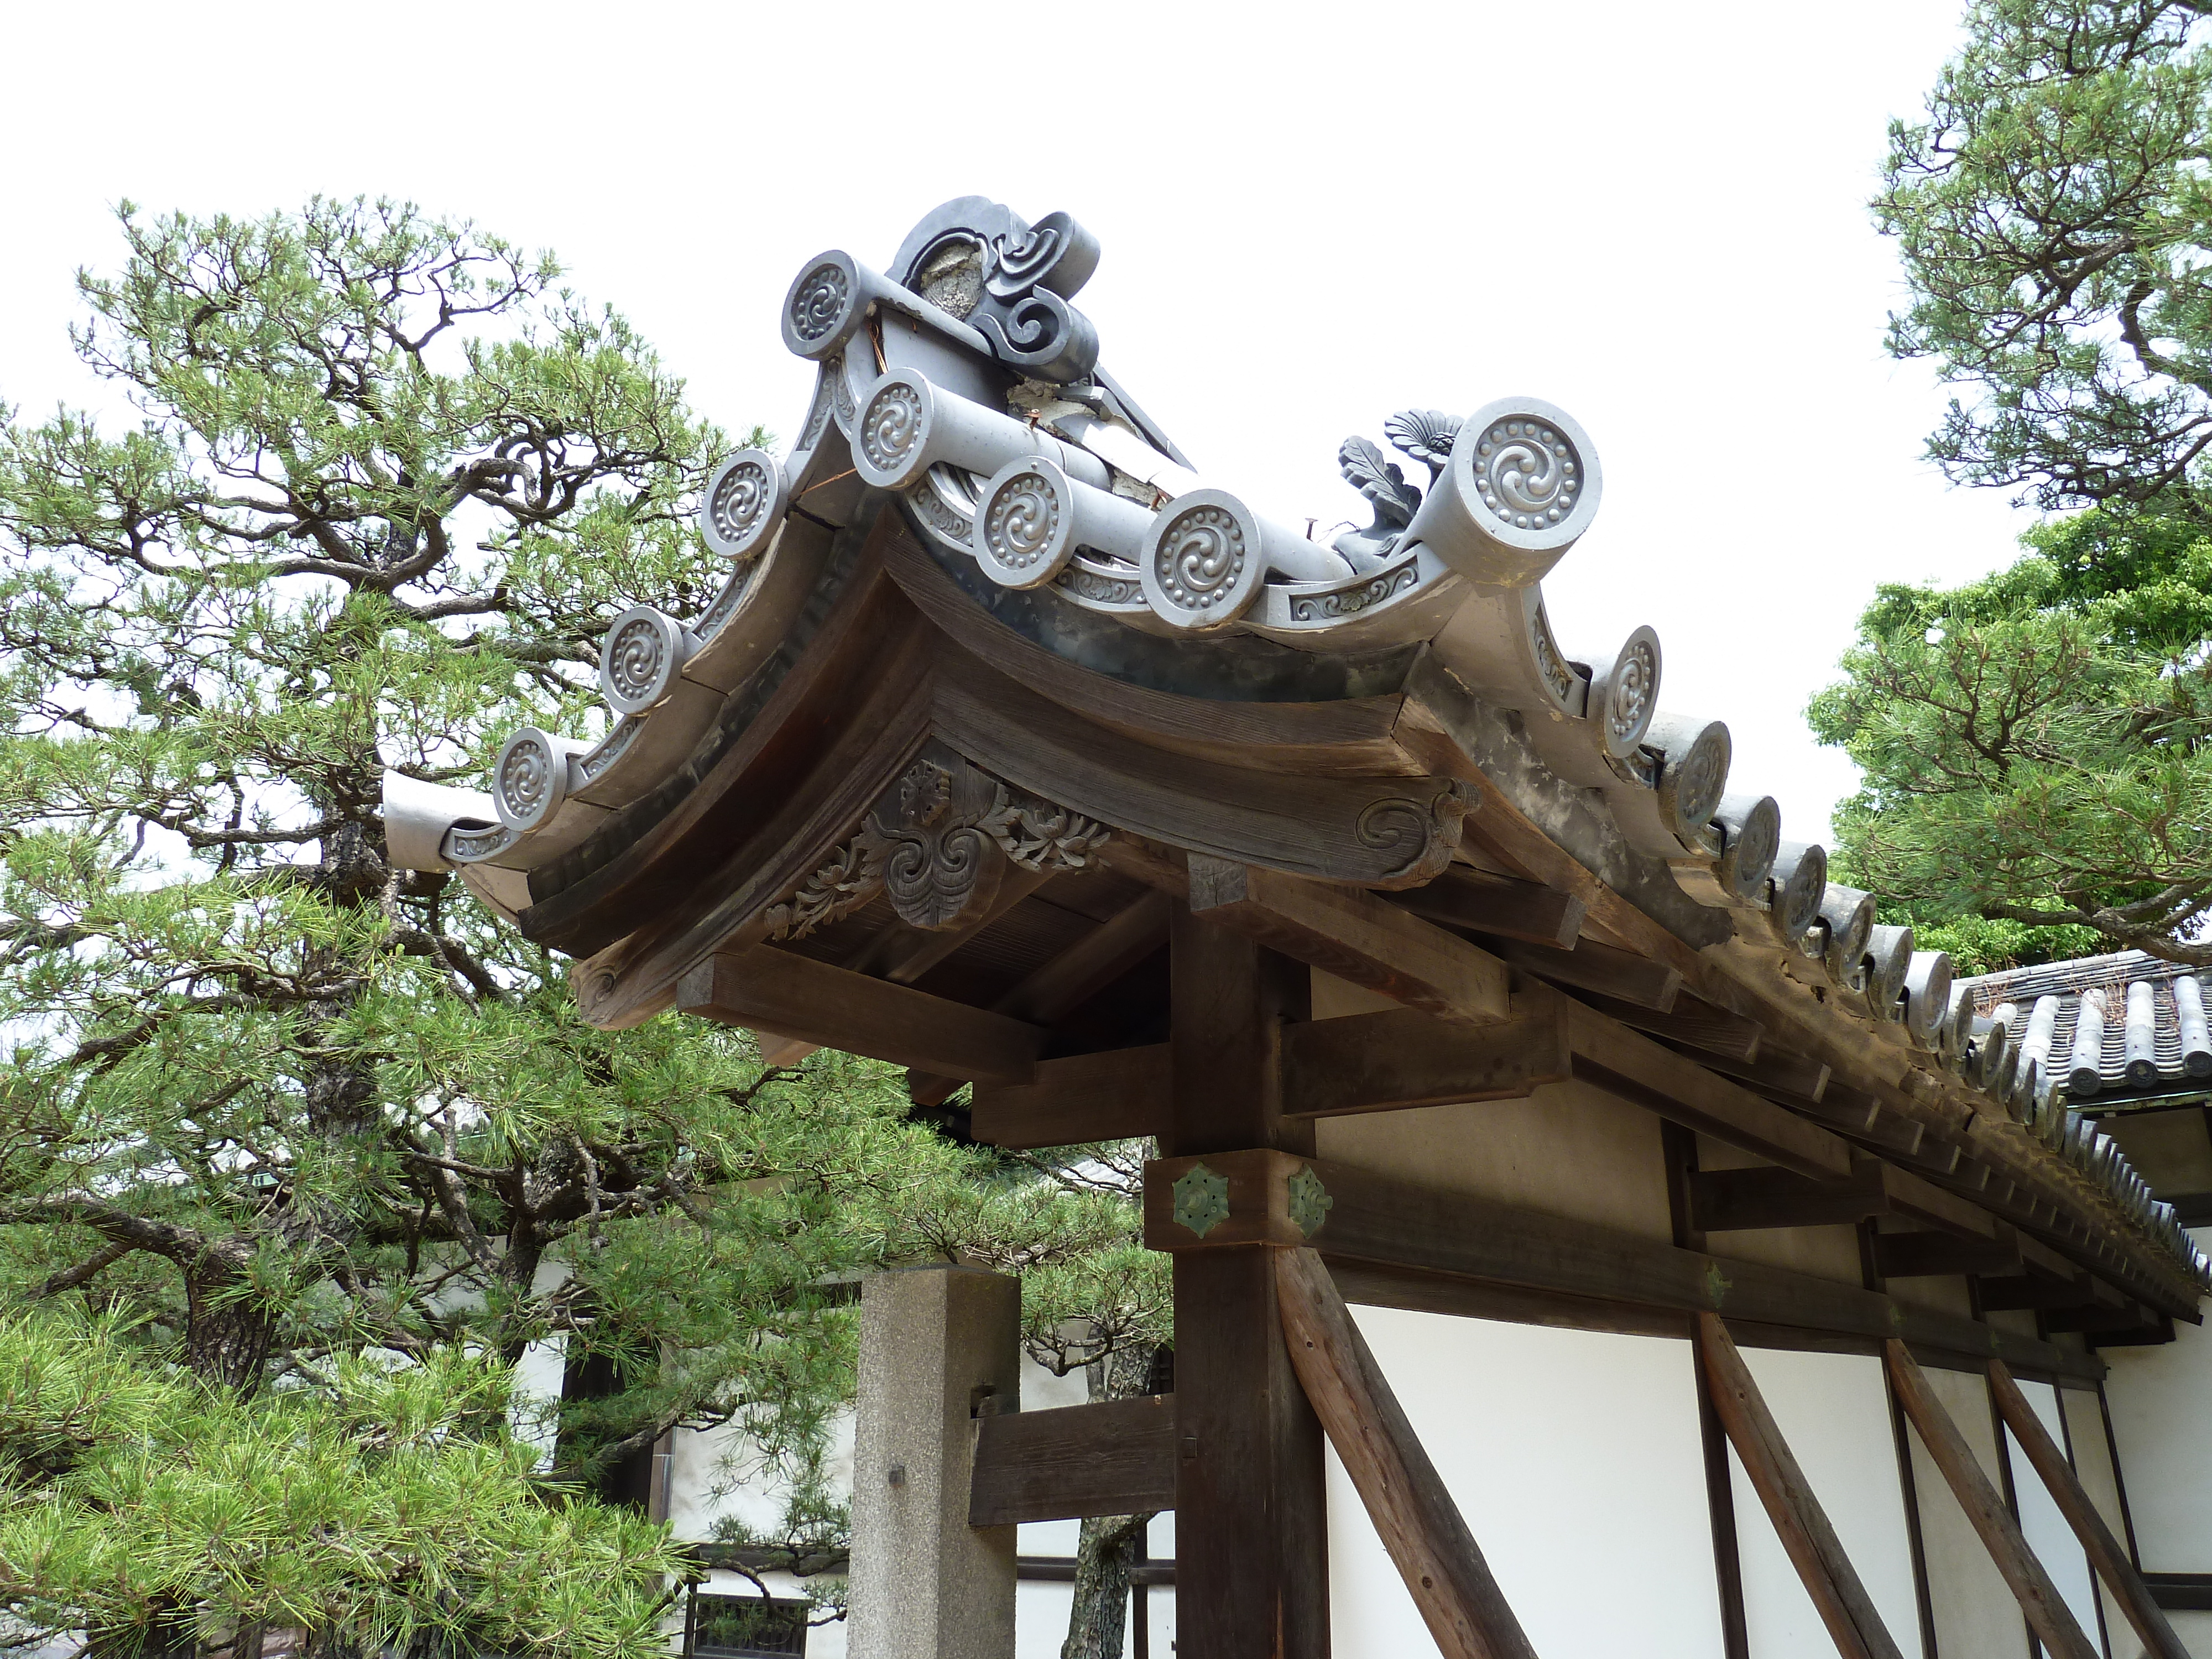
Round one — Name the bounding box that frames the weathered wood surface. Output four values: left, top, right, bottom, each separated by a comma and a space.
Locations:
1566, 1001, 1854, 1181
969, 1395, 1177, 1525
1884, 1340, 2101, 1659
1276, 1247, 1538, 1659
1697, 1314, 1906, 1659
1872, 1232, 2022, 1279
969, 1046, 1173, 1149
1986, 1359, 2192, 1659
1279, 996, 1571, 1117
677, 945, 1042, 1083
1582, 991, 1763, 1061
1391, 865, 1587, 948
1489, 935, 1682, 1011
1165, 914, 1327, 1658
1140, 1150, 2104, 1383
1187, 857, 1510, 1027
1691, 1163, 1888, 1233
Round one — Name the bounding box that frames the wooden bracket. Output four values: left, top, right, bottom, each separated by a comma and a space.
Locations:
1187, 857, 1510, 1026
1690, 1162, 1888, 1232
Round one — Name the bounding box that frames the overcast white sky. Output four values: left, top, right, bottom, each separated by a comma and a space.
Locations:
1, 0, 2027, 843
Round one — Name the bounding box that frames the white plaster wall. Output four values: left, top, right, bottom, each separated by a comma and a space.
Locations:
2003, 1378, 2103, 1652
2060, 1384, 2135, 1653
1908, 1365, 2031, 1659
2102, 1226, 2212, 1575
1729, 1347, 1924, 1658
1326, 1309, 1724, 1658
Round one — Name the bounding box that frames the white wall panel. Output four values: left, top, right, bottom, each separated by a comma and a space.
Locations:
1326, 1310, 1724, 1658
1908, 1366, 2030, 1659
2060, 1385, 2135, 1653
2103, 1226, 2212, 1575
2004, 1378, 2104, 1654
1729, 1347, 1924, 1658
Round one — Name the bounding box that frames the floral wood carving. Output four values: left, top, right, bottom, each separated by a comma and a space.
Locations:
760, 754, 1113, 941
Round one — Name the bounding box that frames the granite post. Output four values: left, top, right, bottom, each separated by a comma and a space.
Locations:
848, 1264, 1021, 1659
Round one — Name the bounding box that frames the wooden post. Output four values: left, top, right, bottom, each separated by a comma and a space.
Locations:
1882, 1340, 2100, 1659
1694, 1313, 1907, 1659
1165, 902, 1328, 1658
1986, 1359, 2191, 1659
1275, 1246, 1538, 1659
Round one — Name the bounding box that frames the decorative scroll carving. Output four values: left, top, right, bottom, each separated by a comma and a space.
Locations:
789, 261, 851, 344
756, 757, 1114, 942
967, 210, 1101, 384
906, 470, 975, 547
1529, 606, 1578, 706
1332, 436, 1421, 564
1472, 418, 1582, 532
831, 354, 858, 426
693, 561, 762, 641
1054, 557, 1145, 607
801, 371, 837, 448
1150, 502, 1249, 619
1287, 560, 1420, 622
870, 757, 1009, 931
1354, 786, 1470, 886
576, 719, 641, 784
447, 823, 518, 862
860, 380, 925, 476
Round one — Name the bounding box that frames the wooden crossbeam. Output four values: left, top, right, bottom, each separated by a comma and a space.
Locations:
1691, 1163, 1887, 1232
1279, 995, 1571, 1117
1986, 1359, 2191, 1659
1489, 935, 1682, 1011
1671, 1044, 1833, 1104
1695, 1313, 1905, 1659
1565, 1001, 1854, 1181
1978, 1275, 2099, 1312
1275, 1246, 1538, 1659
1391, 864, 1588, 948
969, 1046, 1171, 1149
968, 1395, 1177, 1525
1872, 1232, 2022, 1279
1187, 857, 1510, 1026
1582, 990, 1762, 1061
677, 945, 1044, 1083
1883, 1340, 2101, 1659
1140, 1150, 2103, 1383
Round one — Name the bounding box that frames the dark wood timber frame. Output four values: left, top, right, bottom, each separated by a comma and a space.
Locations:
550, 511, 2202, 1656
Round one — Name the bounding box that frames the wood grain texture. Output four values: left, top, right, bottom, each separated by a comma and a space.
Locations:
1579, 990, 1763, 1061
1187, 858, 1510, 1028
1986, 1360, 2192, 1659
676, 946, 1043, 1083
1138, 1151, 2104, 1382
968, 1395, 1177, 1525
1275, 1247, 1538, 1659
1391, 865, 1587, 948
969, 1046, 1172, 1149
1488, 936, 1683, 1011
1695, 1314, 1906, 1659
1884, 1340, 2101, 1659
1566, 1001, 1854, 1180
1279, 994, 1571, 1117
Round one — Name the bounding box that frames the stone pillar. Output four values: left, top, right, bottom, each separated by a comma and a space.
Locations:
848, 1264, 1021, 1659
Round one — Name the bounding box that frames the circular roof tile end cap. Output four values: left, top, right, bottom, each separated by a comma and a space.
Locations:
782, 250, 868, 361
1400, 397, 1603, 588
599, 606, 698, 718
974, 456, 1077, 591
700, 450, 789, 562
1140, 489, 1268, 632
493, 726, 574, 834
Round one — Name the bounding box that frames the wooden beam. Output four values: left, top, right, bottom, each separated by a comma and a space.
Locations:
1140, 1150, 2104, 1383
1978, 1274, 2099, 1312
969, 1045, 1172, 1149
1695, 1313, 1906, 1659
1187, 857, 1510, 1027
1165, 909, 1327, 1658
676, 945, 1043, 1083
1677, 1044, 1833, 1104
1986, 1359, 2191, 1659
994, 889, 1172, 1024
1691, 1163, 1887, 1232
1566, 1001, 1855, 1181
1872, 1232, 2022, 1279
1584, 991, 1763, 1062
1279, 994, 1572, 1118
969, 1395, 1177, 1525
1490, 935, 1682, 1011
1883, 1340, 2101, 1659
1276, 1247, 1538, 1659
869, 864, 1054, 985
1391, 865, 1586, 949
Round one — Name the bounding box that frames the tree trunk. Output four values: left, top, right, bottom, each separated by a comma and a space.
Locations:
1062, 1512, 1147, 1659
1060, 1342, 1166, 1659
183, 1246, 275, 1396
